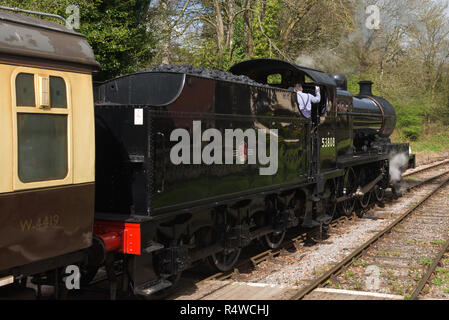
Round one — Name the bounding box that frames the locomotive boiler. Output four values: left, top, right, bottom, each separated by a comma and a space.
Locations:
329, 74, 397, 152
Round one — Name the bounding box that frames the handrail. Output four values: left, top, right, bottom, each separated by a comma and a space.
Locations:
0, 5, 72, 29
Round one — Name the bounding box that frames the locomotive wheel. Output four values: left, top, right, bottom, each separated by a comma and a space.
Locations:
261, 231, 286, 249
208, 248, 241, 272
359, 191, 372, 209
340, 198, 355, 217
356, 191, 372, 218
373, 184, 385, 202
339, 168, 356, 217
323, 179, 337, 225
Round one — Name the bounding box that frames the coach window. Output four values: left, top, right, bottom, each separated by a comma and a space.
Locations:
50, 76, 67, 108
15, 72, 70, 184
16, 73, 35, 107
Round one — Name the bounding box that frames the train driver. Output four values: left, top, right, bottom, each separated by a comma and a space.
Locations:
294, 83, 321, 119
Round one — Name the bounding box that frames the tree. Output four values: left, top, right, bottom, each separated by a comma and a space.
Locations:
80, 0, 155, 80
252, 0, 281, 59
0, 0, 155, 80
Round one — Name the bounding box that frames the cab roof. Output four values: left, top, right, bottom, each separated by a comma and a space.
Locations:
230, 58, 336, 87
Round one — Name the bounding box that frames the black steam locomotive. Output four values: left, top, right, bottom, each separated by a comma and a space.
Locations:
92, 59, 415, 296
0, 8, 415, 299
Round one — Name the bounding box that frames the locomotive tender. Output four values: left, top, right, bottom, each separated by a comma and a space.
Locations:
0, 8, 415, 298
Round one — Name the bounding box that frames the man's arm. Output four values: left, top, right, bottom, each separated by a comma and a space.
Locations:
311, 87, 321, 103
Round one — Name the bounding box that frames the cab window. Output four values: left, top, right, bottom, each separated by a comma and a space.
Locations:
267, 74, 282, 85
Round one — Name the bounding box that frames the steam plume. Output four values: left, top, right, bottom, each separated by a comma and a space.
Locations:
389, 153, 409, 184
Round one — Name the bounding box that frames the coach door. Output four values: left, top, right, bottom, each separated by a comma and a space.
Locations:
12, 68, 73, 190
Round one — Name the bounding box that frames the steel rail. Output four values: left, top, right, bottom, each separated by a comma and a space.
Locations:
410, 239, 449, 300
406, 169, 449, 191
403, 159, 449, 178
291, 174, 449, 300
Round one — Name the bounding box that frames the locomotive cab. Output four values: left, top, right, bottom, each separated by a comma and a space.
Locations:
230, 59, 333, 121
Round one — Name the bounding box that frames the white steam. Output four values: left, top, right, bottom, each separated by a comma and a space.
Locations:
295, 55, 317, 69
389, 153, 409, 184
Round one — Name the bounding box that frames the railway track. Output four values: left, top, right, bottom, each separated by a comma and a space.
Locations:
167, 161, 449, 300
293, 170, 449, 300
403, 159, 449, 178
409, 239, 449, 299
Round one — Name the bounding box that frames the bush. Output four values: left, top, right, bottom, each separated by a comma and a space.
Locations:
401, 125, 421, 141
394, 99, 424, 141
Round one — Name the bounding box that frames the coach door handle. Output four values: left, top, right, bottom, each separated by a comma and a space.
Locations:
156, 132, 166, 194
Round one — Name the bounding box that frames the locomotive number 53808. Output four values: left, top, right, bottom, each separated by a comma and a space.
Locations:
321, 137, 336, 148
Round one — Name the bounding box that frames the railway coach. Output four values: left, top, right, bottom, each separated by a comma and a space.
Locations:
0, 8, 99, 295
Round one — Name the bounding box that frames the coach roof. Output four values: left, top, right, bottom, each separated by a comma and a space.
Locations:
0, 10, 99, 69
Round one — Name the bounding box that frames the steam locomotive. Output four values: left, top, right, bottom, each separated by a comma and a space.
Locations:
0, 8, 415, 299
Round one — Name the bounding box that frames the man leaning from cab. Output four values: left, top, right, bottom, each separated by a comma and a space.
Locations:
294, 83, 321, 119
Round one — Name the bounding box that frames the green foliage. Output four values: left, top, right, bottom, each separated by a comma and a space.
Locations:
1, 0, 155, 80
230, 14, 249, 65
420, 258, 434, 266
395, 101, 424, 141
408, 132, 449, 153
252, 0, 281, 58
79, 0, 154, 80
346, 74, 381, 96
267, 73, 282, 84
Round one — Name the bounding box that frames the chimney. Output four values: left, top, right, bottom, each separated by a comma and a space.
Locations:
329, 73, 348, 91
359, 81, 373, 96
